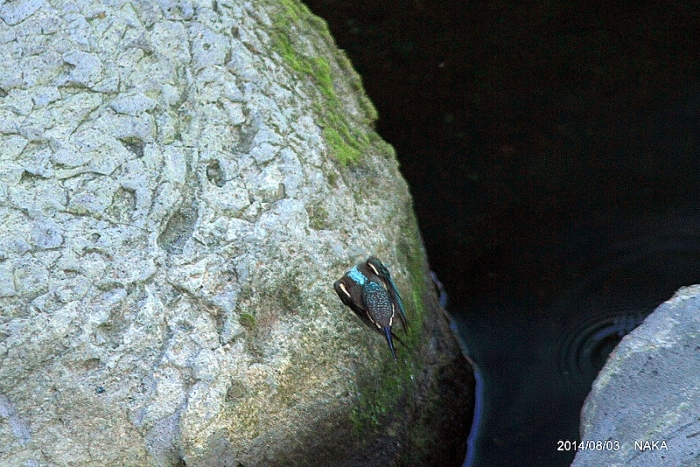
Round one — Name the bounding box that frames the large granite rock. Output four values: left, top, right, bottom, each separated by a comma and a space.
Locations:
0, 0, 472, 465
571, 285, 700, 467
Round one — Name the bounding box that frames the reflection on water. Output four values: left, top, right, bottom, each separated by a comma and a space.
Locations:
558, 304, 648, 381
454, 209, 700, 467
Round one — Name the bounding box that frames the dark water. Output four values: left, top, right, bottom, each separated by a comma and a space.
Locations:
452, 208, 700, 466
302, 1, 700, 465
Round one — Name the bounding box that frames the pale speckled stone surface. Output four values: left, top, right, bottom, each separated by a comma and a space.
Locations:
571, 285, 700, 467
0, 1, 470, 466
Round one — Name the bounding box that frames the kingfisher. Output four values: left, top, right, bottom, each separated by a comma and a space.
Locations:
334, 256, 408, 359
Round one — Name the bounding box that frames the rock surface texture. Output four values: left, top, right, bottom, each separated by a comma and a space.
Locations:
571, 285, 700, 467
0, 0, 471, 466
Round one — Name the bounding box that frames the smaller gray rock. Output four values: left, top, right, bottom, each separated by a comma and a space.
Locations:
571, 285, 700, 467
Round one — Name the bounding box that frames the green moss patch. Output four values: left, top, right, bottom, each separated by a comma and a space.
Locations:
269, 0, 372, 165
239, 312, 257, 330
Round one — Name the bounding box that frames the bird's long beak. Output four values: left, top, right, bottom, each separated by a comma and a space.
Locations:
383, 327, 397, 360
